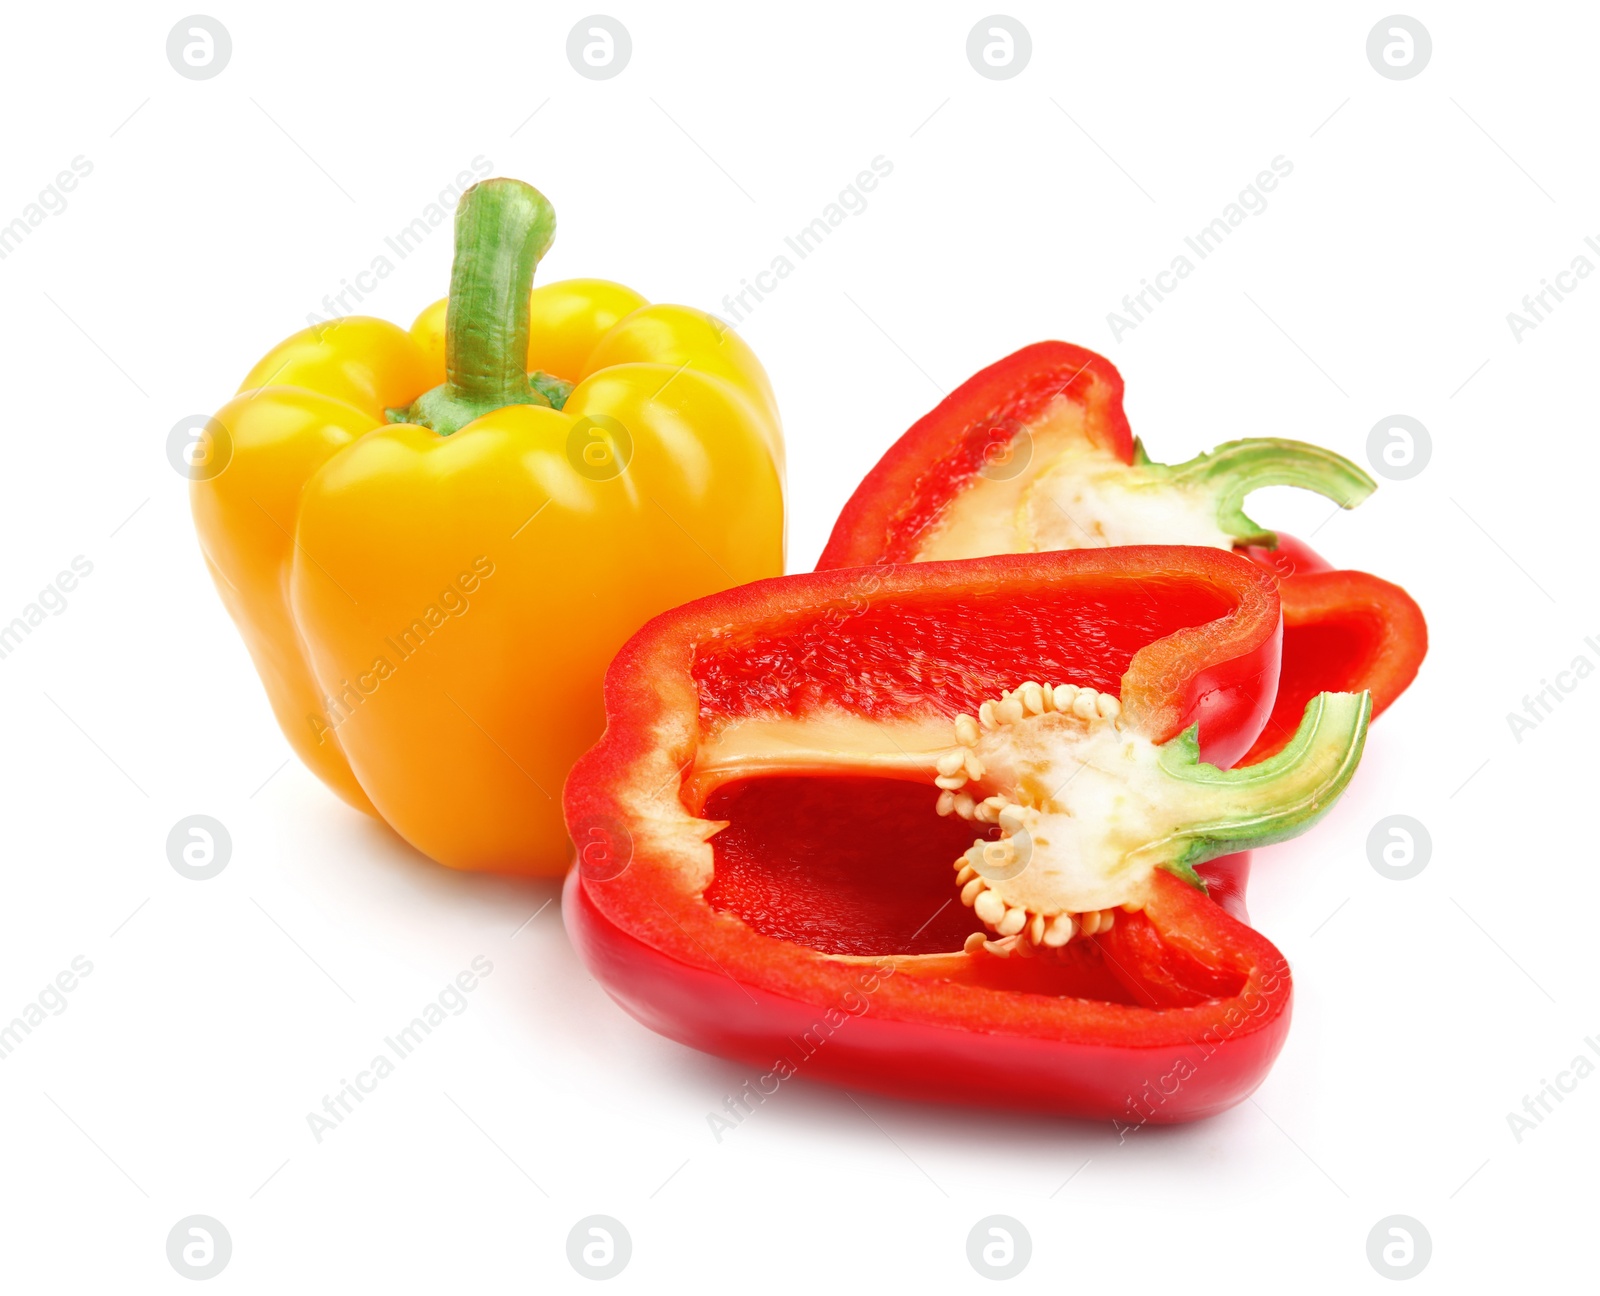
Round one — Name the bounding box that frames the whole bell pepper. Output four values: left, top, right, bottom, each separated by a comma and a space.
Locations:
817, 341, 1425, 765
192, 178, 784, 874
563, 547, 1370, 1122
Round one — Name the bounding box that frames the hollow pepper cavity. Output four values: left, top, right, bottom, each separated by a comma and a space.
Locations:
563, 547, 1370, 1122
192, 178, 784, 873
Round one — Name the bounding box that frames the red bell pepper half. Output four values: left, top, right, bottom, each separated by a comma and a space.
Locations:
563, 547, 1370, 1122
816, 341, 1426, 765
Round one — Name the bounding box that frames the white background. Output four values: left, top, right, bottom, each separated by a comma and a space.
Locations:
0, 1, 1591, 1289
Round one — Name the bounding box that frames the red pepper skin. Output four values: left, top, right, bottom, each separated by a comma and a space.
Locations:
564, 868, 1290, 1123
563, 548, 1295, 1122
815, 341, 1426, 765
1195, 854, 1252, 924
1236, 538, 1426, 762
821, 342, 1134, 570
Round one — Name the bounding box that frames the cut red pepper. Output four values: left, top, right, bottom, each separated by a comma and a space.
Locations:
563, 547, 1370, 1122
817, 341, 1426, 764
1233, 535, 1426, 763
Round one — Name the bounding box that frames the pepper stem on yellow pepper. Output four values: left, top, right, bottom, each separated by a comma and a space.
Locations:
393, 178, 559, 434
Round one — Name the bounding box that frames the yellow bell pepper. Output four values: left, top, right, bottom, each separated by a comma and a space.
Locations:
192, 178, 784, 874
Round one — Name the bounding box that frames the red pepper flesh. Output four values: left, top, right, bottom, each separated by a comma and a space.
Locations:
564, 548, 1363, 1122
1235, 535, 1427, 763
816, 341, 1426, 765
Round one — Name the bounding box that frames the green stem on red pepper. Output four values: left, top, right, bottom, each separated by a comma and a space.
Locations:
1148, 689, 1373, 875
939, 683, 1370, 946
1143, 437, 1378, 548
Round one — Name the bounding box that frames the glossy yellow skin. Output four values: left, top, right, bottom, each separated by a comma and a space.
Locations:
194, 281, 784, 874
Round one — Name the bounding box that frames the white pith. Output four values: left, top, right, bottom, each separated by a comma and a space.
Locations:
687, 712, 953, 810
935, 681, 1198, 956
691, 686, 1189, 959
689, 680, 1354, 963
1023, 452, 1232, 551
910, 398, 1230, 561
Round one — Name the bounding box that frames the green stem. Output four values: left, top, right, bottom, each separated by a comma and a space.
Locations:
1141, 690, 1372, 886
395, 179, 558, 435
1152, 439, 1378, 547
